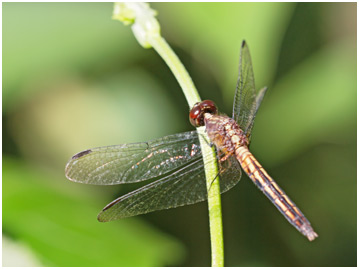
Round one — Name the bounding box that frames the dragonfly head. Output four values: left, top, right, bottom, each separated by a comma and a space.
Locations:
189, 100, 218, 127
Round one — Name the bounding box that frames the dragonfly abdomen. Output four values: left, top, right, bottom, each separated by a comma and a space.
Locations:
235, 146, 318, 241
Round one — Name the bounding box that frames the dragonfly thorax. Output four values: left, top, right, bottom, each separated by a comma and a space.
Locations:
204, 113, 249, 156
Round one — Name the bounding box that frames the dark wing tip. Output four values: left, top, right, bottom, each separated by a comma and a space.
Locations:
72, 149, 92, 160
97, 197, 122, 222
241, 40, 246, 48
65, 149, 92, 180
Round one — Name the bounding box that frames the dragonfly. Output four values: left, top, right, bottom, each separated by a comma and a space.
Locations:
65, 40, 318, 241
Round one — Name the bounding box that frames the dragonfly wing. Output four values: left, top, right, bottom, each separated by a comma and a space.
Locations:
245, 86, 268, 141
217, 155, 242, 194
232, 40, 267, 137
98, 154, 242, 221
65, 131, 202, 185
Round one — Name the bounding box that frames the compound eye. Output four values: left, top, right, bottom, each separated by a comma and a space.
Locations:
200, 100, 217, 115
189, 102, 202, 127
189, 100, 218, 127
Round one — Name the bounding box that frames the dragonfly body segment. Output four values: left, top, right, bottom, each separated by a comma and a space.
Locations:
236, 146, 318, 241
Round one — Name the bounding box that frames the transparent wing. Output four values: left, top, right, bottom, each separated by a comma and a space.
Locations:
98, 155, 241, 221
232, 40, 268, 137
245, 86, 268, 141
65, 131, 202, 185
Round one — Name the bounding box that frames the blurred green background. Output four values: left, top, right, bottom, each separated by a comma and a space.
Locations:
3, 2, 356, 266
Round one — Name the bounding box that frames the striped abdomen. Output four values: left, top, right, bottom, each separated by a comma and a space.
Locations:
235, 146, 318, 241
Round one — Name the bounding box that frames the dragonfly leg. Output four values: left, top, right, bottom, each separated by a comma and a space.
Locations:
207, 149, 234, 192
199, 133, 215, 148
207, 172, 220, 192
207, 149, 224, 192
219, 151, 233, 162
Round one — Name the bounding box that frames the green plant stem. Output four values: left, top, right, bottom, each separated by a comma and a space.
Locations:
198, 127, 224, 267
113, 3, 225, 266
150, 35, 224, 267
150, 36, 200, 107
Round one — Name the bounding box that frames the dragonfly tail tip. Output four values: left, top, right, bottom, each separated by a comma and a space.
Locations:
307, 231, 318, 241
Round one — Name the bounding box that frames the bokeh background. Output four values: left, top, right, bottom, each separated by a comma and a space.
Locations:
3, 2, 356, 267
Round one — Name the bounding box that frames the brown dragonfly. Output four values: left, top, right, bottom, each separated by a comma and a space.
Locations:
65, 40, 318, 241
